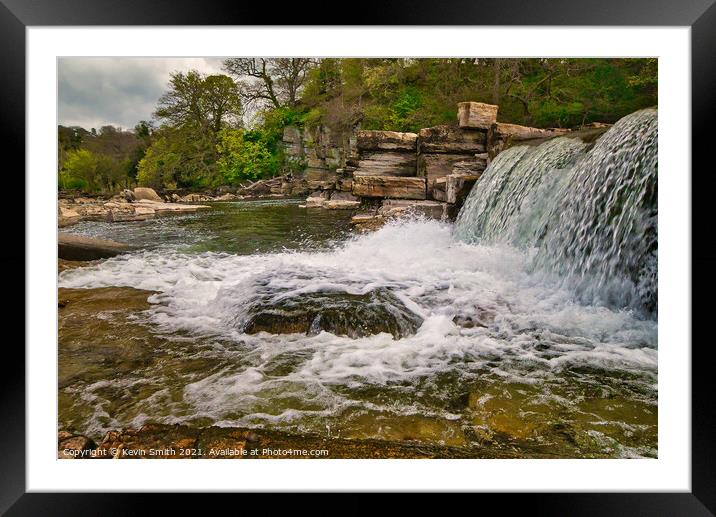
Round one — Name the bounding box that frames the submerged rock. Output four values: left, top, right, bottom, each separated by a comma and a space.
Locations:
241, 288, 423, 339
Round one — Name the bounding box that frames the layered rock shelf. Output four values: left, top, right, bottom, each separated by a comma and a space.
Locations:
283, 100, 580, 230
352, 176, 427, 200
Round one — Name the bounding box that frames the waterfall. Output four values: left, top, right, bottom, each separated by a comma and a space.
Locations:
454, 109, 658, 315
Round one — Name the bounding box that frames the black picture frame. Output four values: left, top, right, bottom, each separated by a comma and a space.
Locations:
5, 0, 714, 513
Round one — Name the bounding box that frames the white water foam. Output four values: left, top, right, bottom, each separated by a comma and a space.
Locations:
60, 218, 657, 391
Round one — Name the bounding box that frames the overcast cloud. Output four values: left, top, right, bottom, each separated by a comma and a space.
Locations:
58, 57, 225, 130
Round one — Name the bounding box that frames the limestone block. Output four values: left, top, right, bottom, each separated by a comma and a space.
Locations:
356, 130, 418, 152
451, 157, 487, 175
353, 151, 418, 177
446, 174, 481, 205
352, 176, 426, 200
492, 122, 570, 141
457, 102, 498, 129
418, 125, 487, 154
418, 153, 470, 192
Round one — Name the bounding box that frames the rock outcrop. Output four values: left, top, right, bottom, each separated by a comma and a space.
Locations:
416, 125, 489, 199
58, 233, 131, 261
282, 100, 577, 228
417, 125, 486, 154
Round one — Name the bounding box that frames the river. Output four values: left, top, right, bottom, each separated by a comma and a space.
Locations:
58, 196, 657, 458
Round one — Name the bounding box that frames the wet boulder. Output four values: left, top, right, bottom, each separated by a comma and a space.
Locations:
241, 288, 423, 339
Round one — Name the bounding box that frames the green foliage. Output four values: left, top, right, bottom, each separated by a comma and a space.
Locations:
58, 172, 87, 191
136, 136, 180, 189
137, 125, 219, 189
60, 149, 127, 192
58, 124, 151, 192
299, 58, 658, 131
216, 128, 282, 184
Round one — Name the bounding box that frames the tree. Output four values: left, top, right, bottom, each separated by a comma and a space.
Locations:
223, 58, 314, 110
154, 71, 242, 133
216, 128, 281, 184
60, 149, 125, 192
136, 125, 219, 189
140, 71, 243, 189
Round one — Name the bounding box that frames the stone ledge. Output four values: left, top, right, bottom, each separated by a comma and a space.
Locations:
418, 125, 487, 154
356, 130, 418, 152
352, 175, 426, 200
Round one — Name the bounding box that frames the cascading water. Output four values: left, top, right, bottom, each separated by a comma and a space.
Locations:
455, 108, 657, 316
58, 110, 659, 458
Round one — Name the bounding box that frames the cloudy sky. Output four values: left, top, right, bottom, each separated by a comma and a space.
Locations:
58, 57, 226, 130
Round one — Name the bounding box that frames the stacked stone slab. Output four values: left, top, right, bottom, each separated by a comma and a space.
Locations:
417, 104, 495, 200
351, 130, 426, 200
353, 131, 418, 177
284, 101, 576, 226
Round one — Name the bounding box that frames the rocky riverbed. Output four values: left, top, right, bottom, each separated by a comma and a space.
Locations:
59, 422, 535, 459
